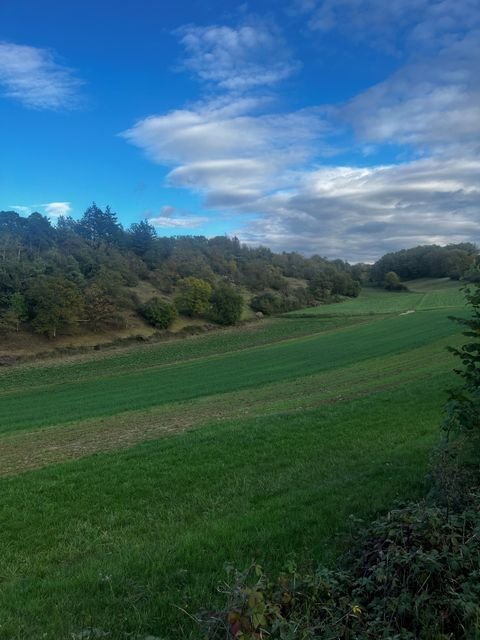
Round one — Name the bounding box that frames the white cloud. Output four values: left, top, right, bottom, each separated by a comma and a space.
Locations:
234, 157, 480, 261
176, 23, 298, 91
121, 97, 327, 208
293, 0, 480, 54
0, 42, 82, 109
123, 11, 480, 261
9, 204, 32, 215
8, 202, 72, 218
43, 202, 72, 217
122, 37, 480, 260
160, 205, 175, 217
148, 215, 209, 229
343, 31, 480, 154
147, 205, 209, 228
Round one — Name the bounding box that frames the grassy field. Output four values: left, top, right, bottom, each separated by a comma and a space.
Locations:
0, 279, 468, 639
286, 277, 466, 317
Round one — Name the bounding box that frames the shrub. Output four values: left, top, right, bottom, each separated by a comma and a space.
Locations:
250, 292, 283, 316
204, 505, 480, 639
432, 281, 480, 510
140, 297, 177, 329
209, 285, 243, 325
250, 288, 315, 316
384, 271, 408, 291
174, 277, 212, 317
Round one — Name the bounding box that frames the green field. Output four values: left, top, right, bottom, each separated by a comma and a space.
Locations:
286, 277, 466, 317
0, 279, 468, 639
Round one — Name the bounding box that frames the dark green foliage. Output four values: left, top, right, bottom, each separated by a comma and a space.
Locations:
207, 506, 480, 640
209, 284, 243, 325
127, 219, 157, 257
307, 271, 333, 299
141, 297, 177, 329
434, 282, 480, 509
0, 291, 28, 333
372, 243, 478, 283
250, 269, 359, 315
251, 288, 316, 315
308, 268, 360, 300
26, 277, 84, 338
447, 282, 480, 399
331, 269, 361, 297
0, 205, 373, 339
463, 265, 480, 283
444, 282, 480, 445
77, 203, 123, 246
250, 292, 284, 315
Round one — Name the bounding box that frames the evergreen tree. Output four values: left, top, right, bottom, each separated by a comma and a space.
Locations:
78, 203, 123, 246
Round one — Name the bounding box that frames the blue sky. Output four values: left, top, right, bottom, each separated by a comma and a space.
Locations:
1, 0, 479, 261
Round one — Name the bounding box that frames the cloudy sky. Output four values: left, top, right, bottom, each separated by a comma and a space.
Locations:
1, 0, 479, 261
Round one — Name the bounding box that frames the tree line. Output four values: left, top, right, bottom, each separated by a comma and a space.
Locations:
371, 243, 479, 284
0, 204, 361, 338
3, 205, 477, 339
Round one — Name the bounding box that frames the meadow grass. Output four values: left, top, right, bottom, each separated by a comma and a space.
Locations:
0, 372, 451, 639
286, 279, 465, 317
0, 278, 468, 639
0, 308, 464, 435
0, 331, 460, 477
404, 277, 461, 291
0, 315, 364, 393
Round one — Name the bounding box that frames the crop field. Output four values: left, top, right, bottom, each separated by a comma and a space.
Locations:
0, 279, 468, 639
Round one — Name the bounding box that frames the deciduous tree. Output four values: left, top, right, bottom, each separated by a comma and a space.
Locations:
209, 284, 243, 325
174, 277, 212, 317
141, 297, 177, 329
28, 277, 84, 338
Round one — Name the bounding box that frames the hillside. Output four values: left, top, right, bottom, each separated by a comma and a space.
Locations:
0, 206, 364, 356
0, 278, 468, 638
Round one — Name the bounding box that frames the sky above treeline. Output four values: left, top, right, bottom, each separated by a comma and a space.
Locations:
0, 0, 479, 262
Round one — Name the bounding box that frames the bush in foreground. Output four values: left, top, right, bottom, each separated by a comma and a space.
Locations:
204, 503, 480, 639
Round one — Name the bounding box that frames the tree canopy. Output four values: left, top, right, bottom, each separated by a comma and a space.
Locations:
0, 203, 392, 339
371, 244, 478, 283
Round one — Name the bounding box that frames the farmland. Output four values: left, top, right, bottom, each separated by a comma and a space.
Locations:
0, 280, 468, 639
286, 277, 466, 317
